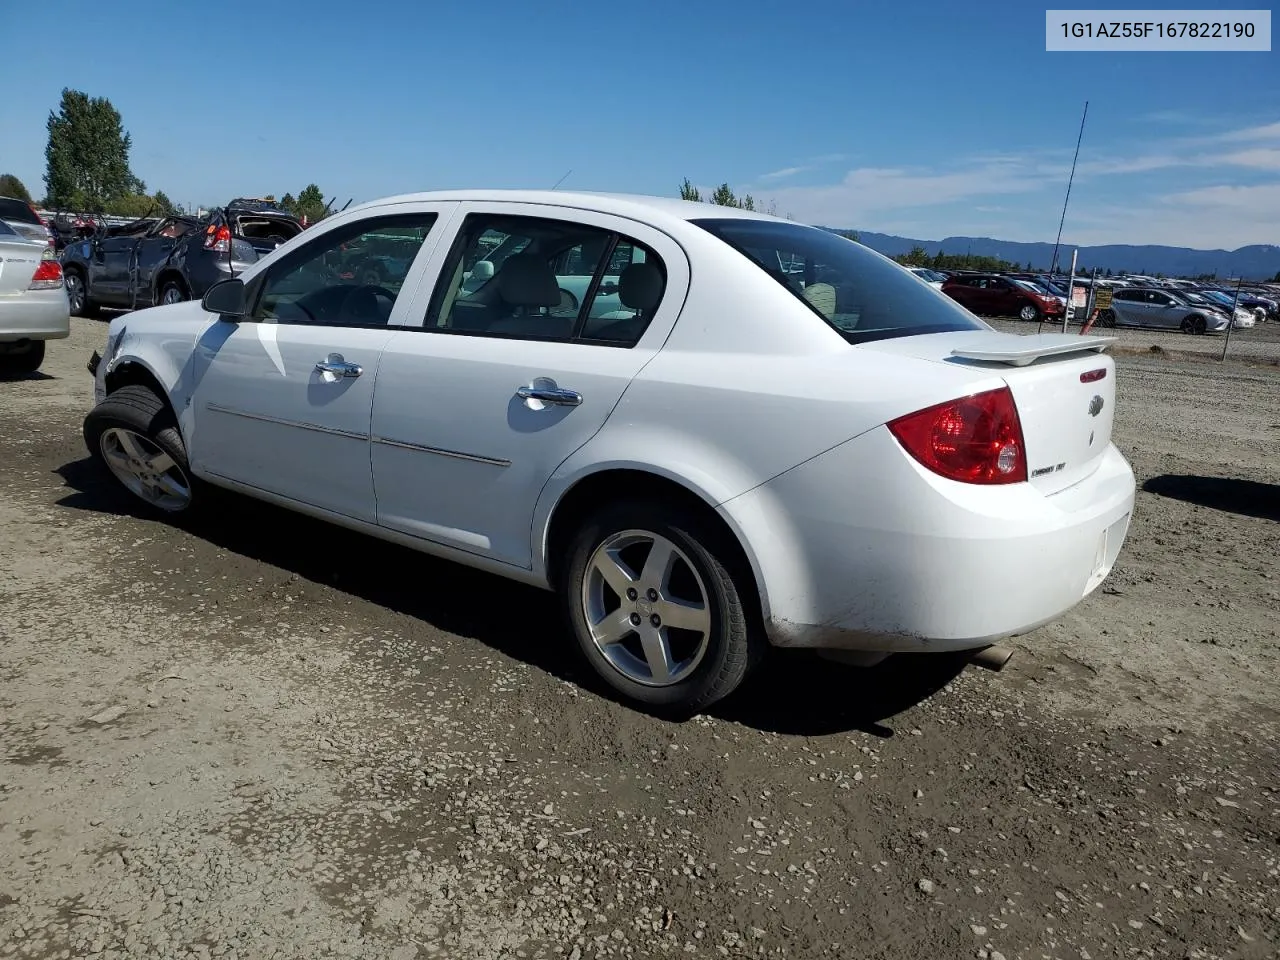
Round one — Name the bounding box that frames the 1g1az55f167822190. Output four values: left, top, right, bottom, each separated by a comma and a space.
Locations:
1045, 10, 1271, 51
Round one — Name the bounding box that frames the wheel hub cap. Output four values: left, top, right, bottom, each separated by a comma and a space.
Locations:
582, 530, 712, 687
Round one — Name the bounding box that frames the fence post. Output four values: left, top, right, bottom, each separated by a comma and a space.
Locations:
1220, 276, 1243, 362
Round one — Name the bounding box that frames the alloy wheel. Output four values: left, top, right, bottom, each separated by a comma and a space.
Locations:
99, 427, 192, 512
581, 530, 712, 687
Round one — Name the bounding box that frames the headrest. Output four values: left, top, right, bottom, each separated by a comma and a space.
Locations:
802, 282, 836, 318
470, 260, 494, 281
496, 254, 561, 307
618, 262, 664, 313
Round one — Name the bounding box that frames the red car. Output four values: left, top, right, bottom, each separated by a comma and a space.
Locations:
942, 273, 1065, 322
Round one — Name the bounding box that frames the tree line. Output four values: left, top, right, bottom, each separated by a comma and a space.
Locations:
0, 88, 332, 224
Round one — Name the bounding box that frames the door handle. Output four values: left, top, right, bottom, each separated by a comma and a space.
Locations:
517, 381, 582, 407
315, 353, 363, 378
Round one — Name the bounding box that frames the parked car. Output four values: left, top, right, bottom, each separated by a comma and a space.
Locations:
906, 266, 946, 289
941, 273, 1065, 321
0, 196, 53, 247
1098, 287, 1229, 334
84, 190, 1135, 714
0, 220, 70, 376
1182, 291, 1253, 328
61, 204, 304, 316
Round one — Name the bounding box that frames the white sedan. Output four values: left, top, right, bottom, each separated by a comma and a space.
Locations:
84, 191, 1136, 714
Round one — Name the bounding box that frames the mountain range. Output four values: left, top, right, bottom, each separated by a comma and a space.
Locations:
826, 229, 1280, 281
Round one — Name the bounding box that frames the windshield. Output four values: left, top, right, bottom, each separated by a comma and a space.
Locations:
1010, 278, 1051, 295
692, 218, 986, 344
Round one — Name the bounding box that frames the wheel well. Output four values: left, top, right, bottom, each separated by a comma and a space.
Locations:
156, 270, 188, 294
104, 362, 178, 422
544, 468, 762, 608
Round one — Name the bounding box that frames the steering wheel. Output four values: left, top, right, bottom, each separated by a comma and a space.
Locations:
337, 283, 398, 323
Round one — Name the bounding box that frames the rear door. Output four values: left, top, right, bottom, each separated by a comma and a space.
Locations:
131, 218, 193, 307
369, 201, 689, 568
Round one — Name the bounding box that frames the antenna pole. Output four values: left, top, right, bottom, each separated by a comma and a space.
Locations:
1050, 100, 1089, 279
551, 170, 572, 191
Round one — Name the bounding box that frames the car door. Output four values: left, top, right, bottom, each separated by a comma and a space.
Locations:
91, 232, 140, 304
187, 204, 457, 523
1146, 291, 1179, 328
1110, 289, 1143, 326
369, 202, 689, 568
131, 218, 191, 307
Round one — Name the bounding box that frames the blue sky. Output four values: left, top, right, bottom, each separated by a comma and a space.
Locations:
1, 0, 1276, 249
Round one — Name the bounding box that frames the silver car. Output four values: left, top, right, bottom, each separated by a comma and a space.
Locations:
0, 220, 71, 376
1103, 286, 1230, 335
0, 196, 53, 247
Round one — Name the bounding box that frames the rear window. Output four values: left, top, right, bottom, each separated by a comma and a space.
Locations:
0, 198, 40, 224
694, 218, 986, 344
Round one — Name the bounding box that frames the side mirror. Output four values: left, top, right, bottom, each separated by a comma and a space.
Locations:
202, 278, 247, 319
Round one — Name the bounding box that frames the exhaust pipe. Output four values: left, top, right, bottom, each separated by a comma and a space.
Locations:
969, 644, 1014, 672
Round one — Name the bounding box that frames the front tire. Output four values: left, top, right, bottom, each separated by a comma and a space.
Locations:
0, 340, 46, 378
1182, 314, 1207, 335
1018, 303, 1040, 322
83, 385, 198, 515
562, 499, 762, 715
1096, 309, 1117, 328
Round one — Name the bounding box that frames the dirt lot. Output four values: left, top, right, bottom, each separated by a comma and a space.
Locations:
2, 320, 1277, 960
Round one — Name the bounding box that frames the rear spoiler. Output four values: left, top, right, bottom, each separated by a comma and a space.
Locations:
951, 333, 1115, 367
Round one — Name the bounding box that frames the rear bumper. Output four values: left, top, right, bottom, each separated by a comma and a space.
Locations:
721, 427, 1136, 653
0, 291, 71, 341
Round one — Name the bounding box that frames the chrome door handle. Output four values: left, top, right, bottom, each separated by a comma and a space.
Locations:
517, 383, 582, 407
315, 353, 363, 378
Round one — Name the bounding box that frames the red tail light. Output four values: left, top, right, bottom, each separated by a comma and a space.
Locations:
888, 387, 1027, 485
29, 258, 64, 289
204, 224, 232, 251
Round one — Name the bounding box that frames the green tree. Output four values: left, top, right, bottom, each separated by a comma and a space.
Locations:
1273, 270, 1280, 282
280, 192, 296, 213
44, 89, 143, 211
900, 244, 929, 266
292, 183, 327, 223
679, 178, 701, 203
833, 229, 860, 243
0, 174, 32, 202
152, 190, 176, 215
710, 183, 737, 206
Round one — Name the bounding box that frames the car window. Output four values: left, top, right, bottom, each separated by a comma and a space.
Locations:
424, 213, 666, 347
249, 213, 438, 327
693, 218, 985, 344
0, 198, 40, 225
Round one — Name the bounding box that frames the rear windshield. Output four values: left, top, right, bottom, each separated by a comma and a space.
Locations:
0, 198, 40, 224
692, 218, 986, 344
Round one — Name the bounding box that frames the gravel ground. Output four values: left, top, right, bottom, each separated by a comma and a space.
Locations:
1, 321, 1277, 960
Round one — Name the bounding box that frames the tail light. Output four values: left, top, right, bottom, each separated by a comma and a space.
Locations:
204, 224, 232, 251
888, 387, 1027, 485
29, 257, 64, 290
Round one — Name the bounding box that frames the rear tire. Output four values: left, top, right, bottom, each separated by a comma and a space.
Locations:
562, 498, 763, 716
65, 269, 96, 318
83, 385, 200, 516
1097, 309, 1117, 328
0, 340, 46, 378
159, 279, 188, 306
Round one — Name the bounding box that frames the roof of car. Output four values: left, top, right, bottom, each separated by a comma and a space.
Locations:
349, 190, 787, 227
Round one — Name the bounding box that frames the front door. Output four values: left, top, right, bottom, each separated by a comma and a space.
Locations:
369, 203, 689, 568
92, 236, 138, 304
188, 205, 454, 522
